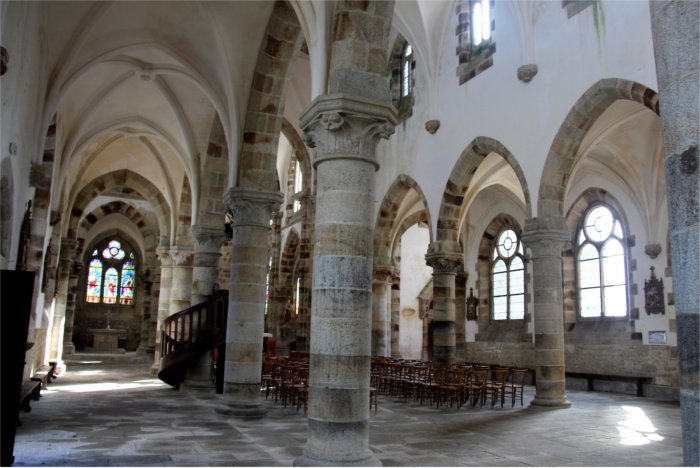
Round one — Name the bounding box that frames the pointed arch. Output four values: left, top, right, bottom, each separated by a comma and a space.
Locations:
236, 0, 304, 189
67, 169, 171, 244
437, 137, 532, 243
537, 79, 659, 219
374, 174, 433, 265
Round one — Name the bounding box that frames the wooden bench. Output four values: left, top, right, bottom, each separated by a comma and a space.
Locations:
18, 380, 41, 413
566, 372, 652, 397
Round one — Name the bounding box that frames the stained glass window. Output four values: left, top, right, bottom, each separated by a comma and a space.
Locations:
85, 238, 137, 305
120, 262, 135, 305
295, 277, 301, 315
577, 205, 628, 318
491, 228, 525, 320
86, 259, 103, 303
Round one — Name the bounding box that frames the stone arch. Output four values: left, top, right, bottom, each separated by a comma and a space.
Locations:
391, 211, 430, 268
280, 228, 301, 284
374, 174, 433, 265
538, 79, 659, 219
236, 0, 304, 190
197, 113, 229, 227
437, 137, 532, 243
68, 169, 171, 243
176, 176, 192, 244
281, 119, 312, 195
77, 201, 159, 254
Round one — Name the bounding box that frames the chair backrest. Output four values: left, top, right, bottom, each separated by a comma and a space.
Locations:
511, 369, 528, 386
471, 369, 489, 385
492, 368, 509, 385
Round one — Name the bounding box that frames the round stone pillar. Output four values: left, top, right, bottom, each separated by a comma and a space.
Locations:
63, 251, 84, 356
180, 225, 227, 393
425, 241, 463, 365
372, 265, 394, 357
169, 246, 194, 316
216, 187, 282, 419
152, 247, 173, 373
294, 94, 395, 467
50, 238, 80, 372
390, 279, 401, 358
521, 221, 571, 408
649, 2, 699, 464
455, 270, 468, 363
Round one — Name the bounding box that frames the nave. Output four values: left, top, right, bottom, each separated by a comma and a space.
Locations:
13, 356, 683, 467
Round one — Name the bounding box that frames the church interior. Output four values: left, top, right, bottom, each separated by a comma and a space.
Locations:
1, 0, 698, 466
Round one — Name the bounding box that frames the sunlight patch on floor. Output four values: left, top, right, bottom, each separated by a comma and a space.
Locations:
618, 405, 664, 446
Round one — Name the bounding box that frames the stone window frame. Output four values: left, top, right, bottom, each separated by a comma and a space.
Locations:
285, 151, 303, 223
388, 35, 415, 122
456, 0, 496, 85
490, 226, 526, 321
574, 202, 630, 321
84, 237, 138, 306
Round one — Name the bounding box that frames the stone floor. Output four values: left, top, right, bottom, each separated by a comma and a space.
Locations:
12, 354, 683, 467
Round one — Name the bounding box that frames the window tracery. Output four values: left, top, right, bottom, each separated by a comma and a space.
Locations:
85, 239, 137, 305
576, 204, 628, 319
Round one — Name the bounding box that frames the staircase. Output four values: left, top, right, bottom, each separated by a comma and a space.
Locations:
158, 291, 228, 390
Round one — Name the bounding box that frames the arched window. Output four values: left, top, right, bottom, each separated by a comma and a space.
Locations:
577, 205, 628, 318
294, 276, 301, 315
84, 239, 137, 305
264, 256, 272, 315
293, 160, 302, 213
456, 0, 495, 85
388, 36, 415, 121
492, 229, 525, 320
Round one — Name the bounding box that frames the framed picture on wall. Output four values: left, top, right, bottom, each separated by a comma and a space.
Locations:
648, 331, 667, 345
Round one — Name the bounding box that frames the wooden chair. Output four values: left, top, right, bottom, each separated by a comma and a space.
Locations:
466, 368, 489, 407
485, 368, 510, 408
502, 368, 528, 407
437, 368, 464, 408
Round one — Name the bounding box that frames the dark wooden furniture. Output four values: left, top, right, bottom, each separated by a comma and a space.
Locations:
566, 371, 652, 397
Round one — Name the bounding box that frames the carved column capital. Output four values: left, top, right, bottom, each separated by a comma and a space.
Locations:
156, 246, 172, 266
373, 265, 395, 283
522, 217, 570, 258
300, 94, 397, 169
425, 241, 463, 274
223, 187, 283, 229
59, 237, 80, 261
190, 225, 227, 254
169, 246, 194, 267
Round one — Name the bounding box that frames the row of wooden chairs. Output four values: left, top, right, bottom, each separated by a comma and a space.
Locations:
371, 357, 528, 409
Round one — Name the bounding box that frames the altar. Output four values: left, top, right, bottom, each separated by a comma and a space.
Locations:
87, 328, 127, 354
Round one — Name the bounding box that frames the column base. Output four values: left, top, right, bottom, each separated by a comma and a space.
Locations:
215, 402, 267, 420
294, 449, 381, 467
179, 380, 217, 394
149, 362, 160, 376
529, 396, 571, 409
63, 344, 76, 355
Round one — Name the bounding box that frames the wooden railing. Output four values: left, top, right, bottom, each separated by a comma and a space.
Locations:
158, 291, 228, 388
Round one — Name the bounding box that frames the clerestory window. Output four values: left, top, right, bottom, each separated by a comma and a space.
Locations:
388, 36, 415, 122
491, 229, 525, 320
456, 0, 496, 85
576, 204, 628, 319
85, 239, 136, 305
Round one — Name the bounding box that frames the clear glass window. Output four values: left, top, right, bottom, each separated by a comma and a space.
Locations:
491, 228, 525, 320
577, 205, 628, 318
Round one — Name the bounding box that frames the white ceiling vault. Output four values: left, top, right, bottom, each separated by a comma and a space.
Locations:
38, 0, 463, 247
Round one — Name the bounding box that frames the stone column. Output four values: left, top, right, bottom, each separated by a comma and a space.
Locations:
268, 211, 283, 340
372, 265, 394, 357
151, 247, 173, 373
521, 220, 571, 408
650, 2, 699, 464
296, 193, 316, 352
217, 187, 282, 418
49, 237, 79, 373
169, 246, 194, 316
390, 279, 401, 358
62, 238, 84, 356
294, 94, 395, 467
455, 269, 468, 363
136, 265, 156, 356
180, 225, 226, 393
425, 241, 463, 365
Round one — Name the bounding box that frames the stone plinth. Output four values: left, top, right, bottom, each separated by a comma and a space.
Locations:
87, 328, 127, 354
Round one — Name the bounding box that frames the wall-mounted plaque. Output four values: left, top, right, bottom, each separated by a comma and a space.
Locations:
648, 331, 667, 345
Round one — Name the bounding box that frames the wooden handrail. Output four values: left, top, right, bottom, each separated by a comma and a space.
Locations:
158, 291, 228, 388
